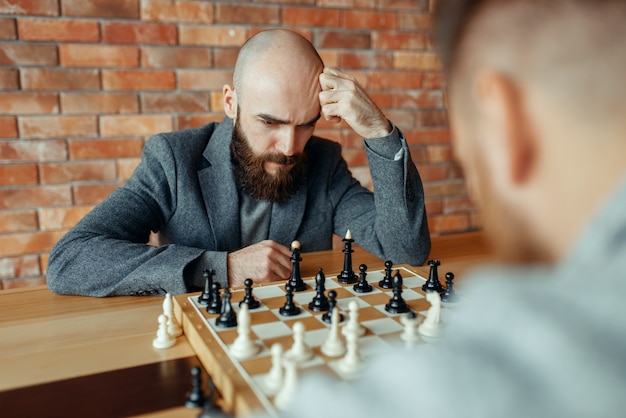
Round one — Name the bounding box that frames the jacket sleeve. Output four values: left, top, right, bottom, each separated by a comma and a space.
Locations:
46, 134, 228, 297
329, 123, 430, 265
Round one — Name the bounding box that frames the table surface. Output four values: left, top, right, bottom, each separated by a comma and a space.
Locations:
0, 232, 492, 417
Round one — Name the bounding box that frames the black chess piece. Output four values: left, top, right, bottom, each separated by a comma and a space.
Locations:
378, 260, 394, 289
441, 272, 458, 303
322, 290, 344, 323
422, 259, 444, 293
337, 231, 358, 284
197, 375, 230, 418
206, 282, 222, 314
185, 366, 205, 408
385, 270, 410, 314
279, 284, 301, 316
197, 269, 214, 305
239, 278, 260, 309
215, 289, 237, 328
288, 240, 308, 291
353, 264, 373, 293
308, 268, 330, 312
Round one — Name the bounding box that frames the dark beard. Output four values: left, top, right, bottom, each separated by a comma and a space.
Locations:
230, 121, 308, 203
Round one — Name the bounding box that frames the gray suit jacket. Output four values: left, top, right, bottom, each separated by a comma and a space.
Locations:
47, 118, 430, 296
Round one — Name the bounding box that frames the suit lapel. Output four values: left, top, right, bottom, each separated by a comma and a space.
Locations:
269, 182, 308, 246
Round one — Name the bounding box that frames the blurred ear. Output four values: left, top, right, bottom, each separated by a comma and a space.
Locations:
223, 84, 237, 120
475, 71, 535, 185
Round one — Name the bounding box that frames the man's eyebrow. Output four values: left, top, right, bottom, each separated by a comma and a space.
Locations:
257, 113, 321, 126
302, 113, 321, 126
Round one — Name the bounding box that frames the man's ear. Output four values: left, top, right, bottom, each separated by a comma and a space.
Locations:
223, 84, 237, 119
475, 71, 535, 185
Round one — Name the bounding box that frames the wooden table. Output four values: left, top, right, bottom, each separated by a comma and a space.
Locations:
0, 232, 491, 417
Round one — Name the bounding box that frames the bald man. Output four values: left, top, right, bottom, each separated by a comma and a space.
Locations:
47, 30, 430, 296
284, 1, 626, 417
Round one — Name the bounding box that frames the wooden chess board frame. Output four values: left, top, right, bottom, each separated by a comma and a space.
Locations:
172, 263, 430, 417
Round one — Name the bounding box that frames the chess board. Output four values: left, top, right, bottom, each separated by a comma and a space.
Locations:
173, 264, 454, 417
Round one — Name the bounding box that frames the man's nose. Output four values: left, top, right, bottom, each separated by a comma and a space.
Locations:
276, 126, 297, 156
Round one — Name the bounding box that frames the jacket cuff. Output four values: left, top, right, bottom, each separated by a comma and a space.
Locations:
363, 123, 404, 161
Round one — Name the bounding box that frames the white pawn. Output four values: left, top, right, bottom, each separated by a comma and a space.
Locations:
274, 358, 298, 411
163, 293, 183, 338
342, 300, 365, 337
321, 306, 346, 357
263, 343, 284, 393
285, 321, 313, 363
400, 311, 419, 344
230, 304, 261, 359
152, 314, 175, 349
418, 291, 442, 339
338, 329, 361, 374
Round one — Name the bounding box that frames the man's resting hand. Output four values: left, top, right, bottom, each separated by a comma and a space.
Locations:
227, 240, 292, 288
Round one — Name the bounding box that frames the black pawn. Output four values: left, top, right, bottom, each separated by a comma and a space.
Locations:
288, 240, 308, 292
441, 272, 458, 303
353, 264, 373, 293
185, 366, 205, 408
239, 278, 260, 309
206, 282, 222, 314
322, 290, 344, 323
378, 260, 393, 289
279, 284, 301, 316
385, 271, 410, 314
197, 375, 229, 418
337, 233, 358, 284
197, 269, 214, 305
308, 268, 330, 312
215, 289, 237, 328
422, 259, 444, 293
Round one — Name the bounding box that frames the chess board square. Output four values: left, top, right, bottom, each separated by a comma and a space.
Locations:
343, 285, 383, 297
354, 306, 387, 322
360, 334, 394, 357
282, 316, 326, 333
251, 321, 293, 340
402, 288, 425, 301
254, 285, 289, 300
407, 297, 431, 312
362, 317, 404, 336
403, 275, 427, 289
269, 307, 312, 320
249, 309, 281, 325
358, 293, 390, 306
293, 290, 317, 306
242, 355, 273, 378
336, 295, 370, 311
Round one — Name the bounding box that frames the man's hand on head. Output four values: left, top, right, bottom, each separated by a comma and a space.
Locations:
227, 240, 292, 288
319, 67, 392, 139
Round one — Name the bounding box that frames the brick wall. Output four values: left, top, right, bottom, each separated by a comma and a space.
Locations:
0, 0, 479, 290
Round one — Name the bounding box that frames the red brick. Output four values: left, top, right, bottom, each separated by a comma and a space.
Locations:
40, 161, 116, 184
141, 92, 209, 113
344, 10, 396, 29
339, 51, 392, 69
0, 117, 18, 138
425, 198, 443, 216
59, 44, 138, 68
38, 205, 94, 230
405, 129, 450, 145
428, 213, 470, 234
2, 276, 47, 289
249, 27, 312, 42
19, 116, 97, 139
443, 196, 474, 214
448, 163, 465, 179
141, 0, 213, 22
0, 0, 59, 16
426, 144, 453, 163
102, 70, 175, 91
350, 166, 373, 190
0, 17, 16, 39
470, 211, 482, 230
418, 164, 448, 181
0, 230, 66, 257
394, 51, 441, 71
0, 68, 19, 90
17, 18, 99, 42
61, 0, 139, 18
0, 255, 40, 280
39, 253, 49, 274
378, 0, 429, 11
72, 183, 120, 204
0, 185, 72, 210
316, 0, 375, 7
177, 69, 232, 91
393, 91, 444, 109
176, 114, 223, 130
100, 115, 173, 136
384, 109, 415, 128
0, 140, 67, 162
179, 25, 247, 47
397, 13, 434, 30
0, 164, 38, 185
341, 149, 368, 166
213, 48, 238, 68
60, 93, 138, 115
0, 210, 38, 233
0, 93, 59, 114
102, 21, 177, 45
68, 138, 144, 159
142, 46, 212, 68
215, 4, 279, 25
415, 110, 448, 127
210, 91, 223, 112
369, 92, 392, 109
372, 31, 427, 50
282, 7, 340, 27
315, 30, 370, 49
116, 157, 141, 180
369, 71, 423, 90
423, 72, 447, 89
423, 180, 466, 197
21, 68, 100, 90
0, 43, 57, 65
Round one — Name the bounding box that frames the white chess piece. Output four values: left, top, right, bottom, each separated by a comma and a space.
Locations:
230, 304, 261, 359
285, 321, 313, 363
152, 314, 176, 349
274, 358, 297, 410
400, 311, 419, 345
263, 343, 284, 393
163, 293, 183, 338
338, 328, 361, 374
418, 291, 442, 338
321, 306, 346, 357
342, 300, 365, 337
